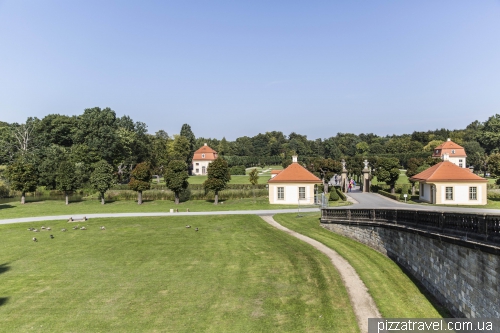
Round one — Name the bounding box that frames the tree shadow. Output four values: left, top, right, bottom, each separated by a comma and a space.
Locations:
0, 263, 11, 275
0, 204, 14, 211
0, 297, 8, 307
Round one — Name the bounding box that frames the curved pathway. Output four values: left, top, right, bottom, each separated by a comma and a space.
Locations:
260, 215, 381, 333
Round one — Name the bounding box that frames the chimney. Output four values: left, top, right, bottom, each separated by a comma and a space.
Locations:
292, 155, 298, 163
447, 138, 451, 142
204, 143, 207, 146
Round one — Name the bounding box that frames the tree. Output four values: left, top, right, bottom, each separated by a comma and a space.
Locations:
168, 135, 191, 164
374, 157, 400, 193
487, 153, 500, 179
307, 158, 341, 194
164, 160, 189, 204
90, 160, 115, 204
405, 158, 424, 195
180, 124, 196, 167
248, 168, 259, 199
203, 157, 231, 205
477, 114, 500, 154
5, 160, 38, 204
56, 161, 78, 205
462, 141, 485, 171
128, 162, 152, 204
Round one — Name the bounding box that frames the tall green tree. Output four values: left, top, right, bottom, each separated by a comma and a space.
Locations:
307, 158, 342, 194
128, 162, 152, 204
90, 160, 115, 204
168, 135, 191, 165
56, 161, 78, 205
180, 124, 196, 167
374, 157, 400, 194
477, 114, 500, 154
5, 160, 38, 204
164, 160, 189, 204
248, 168, 259, 186
405, 158, 424, 194
203, 157, 231, 205
487, 153, 500, 179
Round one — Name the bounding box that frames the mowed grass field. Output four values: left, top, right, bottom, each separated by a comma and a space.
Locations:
0, 198, 349, 220
0, 215, 359, 332
275, 213, 448, 318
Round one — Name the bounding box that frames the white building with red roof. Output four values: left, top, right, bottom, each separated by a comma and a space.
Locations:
432, 139, 467, 168
267, 156, 322, 204
410, 161, 487, 205
192, 143, 218, 175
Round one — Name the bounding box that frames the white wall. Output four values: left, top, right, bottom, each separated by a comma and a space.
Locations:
192, 160, 212, 175
420, 183, 433, 203
269, 183, 317, 204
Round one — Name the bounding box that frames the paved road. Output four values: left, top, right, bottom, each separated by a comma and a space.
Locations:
342, 187, 500, 214
0, 208, 320, 225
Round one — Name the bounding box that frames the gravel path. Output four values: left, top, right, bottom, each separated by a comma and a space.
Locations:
260, 215, 381, 333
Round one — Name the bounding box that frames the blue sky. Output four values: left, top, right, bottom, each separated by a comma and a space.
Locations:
1, 1, 499, 140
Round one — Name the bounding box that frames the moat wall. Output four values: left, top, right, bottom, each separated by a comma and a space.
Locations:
320, 222, 500, 318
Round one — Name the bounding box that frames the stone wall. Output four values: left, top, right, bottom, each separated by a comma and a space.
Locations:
321, 222, 500, 318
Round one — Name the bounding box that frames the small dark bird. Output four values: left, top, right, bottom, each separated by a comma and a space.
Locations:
32, 237, 37, 242
186, 225, 191, 228
176, 209, 179, 213
195, 227, 199, 232
50, 235, 54, 239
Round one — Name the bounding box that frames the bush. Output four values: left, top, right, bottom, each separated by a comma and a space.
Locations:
379, 190, 400, 201
496, 178, 500, 186
399, 185, 409, 200
0, 185, 9, 198
329, 189, 339, 201
229, 166, 246, 175
333, 186, 346, 201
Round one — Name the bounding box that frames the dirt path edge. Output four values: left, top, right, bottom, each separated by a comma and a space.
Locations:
260, 215, 381, 333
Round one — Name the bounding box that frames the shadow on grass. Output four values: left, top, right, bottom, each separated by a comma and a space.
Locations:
390, 258, 451, 318
0, 263, 10, 275
0, 204, 14, 211
0, 297, 9, 307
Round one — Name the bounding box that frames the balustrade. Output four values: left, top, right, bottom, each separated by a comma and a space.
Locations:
322, 208, 500, 245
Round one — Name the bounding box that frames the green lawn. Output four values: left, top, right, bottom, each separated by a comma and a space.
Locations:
0, 215, 358, 332
0, 197, 349, 220
274, 213, 449, 318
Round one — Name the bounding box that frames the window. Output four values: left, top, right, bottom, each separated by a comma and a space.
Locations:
195, 169, 199, 173
202, 154, 205, 158
299, 187, 306, 199
196, 163, 199, 166
451, 150, 455, 154
445, 187, 453, 200
277, 187, 284, 200
469, 187, 477, 200
421, 184, 424, 197
202, 166, 206, 174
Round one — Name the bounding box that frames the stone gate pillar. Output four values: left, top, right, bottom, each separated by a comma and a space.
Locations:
340, 159, 348, 192
362, 159, 371, 193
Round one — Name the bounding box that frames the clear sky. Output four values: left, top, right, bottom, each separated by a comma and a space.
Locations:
1, 1, 499, 140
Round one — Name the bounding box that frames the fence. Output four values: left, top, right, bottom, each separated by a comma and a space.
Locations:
321, 208, 500, 245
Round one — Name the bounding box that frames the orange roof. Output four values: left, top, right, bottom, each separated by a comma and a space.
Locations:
432, 140, 466, 158
193, 144, 218, 161
268, 163, 322, 183
410, 161, 486, 182
271, 170, 282, 174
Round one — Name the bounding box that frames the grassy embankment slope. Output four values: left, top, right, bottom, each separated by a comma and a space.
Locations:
0, 215, 359, 332
274, 213, 448, 318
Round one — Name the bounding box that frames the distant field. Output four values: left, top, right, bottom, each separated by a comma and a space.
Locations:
0, 215, 359, 332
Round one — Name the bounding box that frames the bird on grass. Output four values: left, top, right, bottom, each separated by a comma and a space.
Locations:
61, 228, 67, 232
80, 226, 87, 230
195, 227, 199, 232
50, 235, 54, 239
72, 226, 78, 230
46, 227, 51, 231
186, 225, 191, 228
100, 226, 106, 230
32, 237, 37, 242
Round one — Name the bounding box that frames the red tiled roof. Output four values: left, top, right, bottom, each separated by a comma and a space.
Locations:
193, 145, 218, 161
268, 163, 322, 183
432, 140, 466, 158
271, 170, 282, 174
410, 161, 486, 182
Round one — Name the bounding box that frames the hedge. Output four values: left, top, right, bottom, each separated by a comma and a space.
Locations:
378, 190, 400, 201
111, 183, 267, 191
333, 186, 347, 201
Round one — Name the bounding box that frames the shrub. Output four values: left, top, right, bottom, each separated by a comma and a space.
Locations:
335, 187, 346, 201
399, 185, 409, 200
329, 189, 339, 201
0, 185, 9, 198
229, 166, 246, 175
379, 190, 400, 201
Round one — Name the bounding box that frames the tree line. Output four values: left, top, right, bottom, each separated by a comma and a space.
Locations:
2, 107, 500, 201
